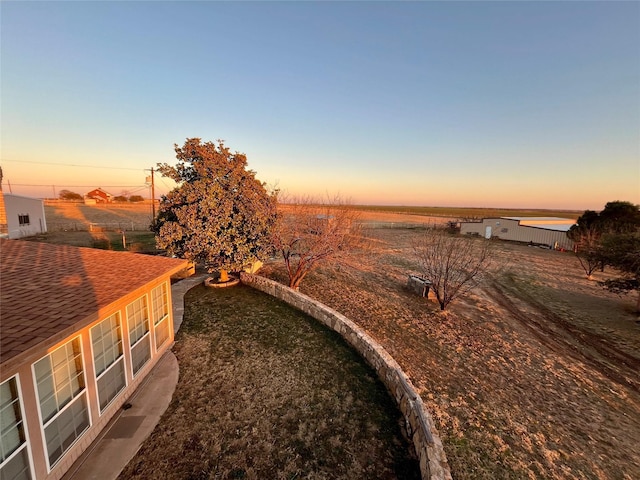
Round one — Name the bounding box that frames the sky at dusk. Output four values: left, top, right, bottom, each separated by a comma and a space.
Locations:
1, 1, 638, 210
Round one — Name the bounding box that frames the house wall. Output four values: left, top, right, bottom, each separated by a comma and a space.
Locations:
0, 190, 8, 237
460, 218, 574, 250
4, 194, 47, 239
0, 278, 175, 480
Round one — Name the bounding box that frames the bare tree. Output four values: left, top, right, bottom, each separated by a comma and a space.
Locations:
571, 225, 604, 280
271, 195, 361, 290
412, 227, 494, 310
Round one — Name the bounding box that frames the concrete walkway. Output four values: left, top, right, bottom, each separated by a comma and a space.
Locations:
64, 274, 207, 480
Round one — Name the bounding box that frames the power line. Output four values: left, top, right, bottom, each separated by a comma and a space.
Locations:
0, 158, 146, 172
3, 183, 147, 188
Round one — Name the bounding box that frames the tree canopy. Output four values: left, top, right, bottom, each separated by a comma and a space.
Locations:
569, 201, 640, 240
568, 201, 640, 279
58, 189, 83, 201
154, 138, 277, 273
600, 231, 640, 312
569, 201, 640, 311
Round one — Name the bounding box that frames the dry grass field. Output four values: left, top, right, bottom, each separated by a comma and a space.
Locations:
33, 204, 640, 478
261, 227, 639, 479
38, 203, 158, 252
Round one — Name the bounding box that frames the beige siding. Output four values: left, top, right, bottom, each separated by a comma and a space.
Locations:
2, 279, 175, 480
461, 218, 574, 249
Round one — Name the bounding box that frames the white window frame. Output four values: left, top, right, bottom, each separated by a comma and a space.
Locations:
0, 375, 34, 480
151, 282, 171, 351
32, 337, 91, 472
126, 295, 152, 378
90, 312, 127, 415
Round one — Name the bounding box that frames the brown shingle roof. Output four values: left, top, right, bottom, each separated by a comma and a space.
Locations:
0, 239, 187, 366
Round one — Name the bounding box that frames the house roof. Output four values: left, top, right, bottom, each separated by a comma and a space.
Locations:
501, 217, 576, 232
0, 239, 187, 367
501, 216, 576, 224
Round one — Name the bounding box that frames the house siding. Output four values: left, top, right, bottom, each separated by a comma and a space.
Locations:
0, 190, 8, 236
4, 194, 47, 239
2, 279, 177, 480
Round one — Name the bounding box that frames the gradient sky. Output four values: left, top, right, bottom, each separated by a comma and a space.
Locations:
1, 1, 638, 210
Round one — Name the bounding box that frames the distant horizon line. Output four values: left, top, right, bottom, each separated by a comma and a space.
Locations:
4, 190, 628, 213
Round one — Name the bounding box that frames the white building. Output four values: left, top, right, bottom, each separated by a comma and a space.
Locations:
3, 194, 47, 239
460, 217, 576, 250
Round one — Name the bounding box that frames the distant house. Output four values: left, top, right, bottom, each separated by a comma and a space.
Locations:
460, 217, 576, 250
85, 188, 113, 204
0, 239, 188, 480
2, 193, 47, 239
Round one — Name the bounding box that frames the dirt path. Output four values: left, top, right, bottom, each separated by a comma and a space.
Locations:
486, 280, 640, 393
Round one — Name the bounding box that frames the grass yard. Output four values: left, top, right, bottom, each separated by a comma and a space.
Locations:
119, 284, 420, 480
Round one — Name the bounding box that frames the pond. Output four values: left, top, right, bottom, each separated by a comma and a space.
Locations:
120, 283, 420, 479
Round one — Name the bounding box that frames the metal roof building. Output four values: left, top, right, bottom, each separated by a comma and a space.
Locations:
460, 217, 576, 249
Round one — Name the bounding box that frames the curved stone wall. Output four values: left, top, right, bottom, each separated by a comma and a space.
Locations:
240, 273, 452, 480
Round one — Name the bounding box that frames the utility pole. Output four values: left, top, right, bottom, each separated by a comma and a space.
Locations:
151, 167, 156, 220
146, 167, 156, 221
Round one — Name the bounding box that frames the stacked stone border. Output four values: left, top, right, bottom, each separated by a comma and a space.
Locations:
240, 273, 452, 480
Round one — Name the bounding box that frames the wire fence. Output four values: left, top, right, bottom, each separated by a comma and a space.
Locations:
47, 221, 152, 232
359, 221, 447, 229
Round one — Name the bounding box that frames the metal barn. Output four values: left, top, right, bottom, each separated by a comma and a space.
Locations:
460, 217, 576, 250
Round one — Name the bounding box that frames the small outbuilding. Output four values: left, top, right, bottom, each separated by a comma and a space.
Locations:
0, 239, 187, 480
460, 217, 576, 250
2, 193, 47, 239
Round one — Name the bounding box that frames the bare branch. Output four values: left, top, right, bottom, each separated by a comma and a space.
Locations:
271, 195, 362, 289
412, 226, 494, 310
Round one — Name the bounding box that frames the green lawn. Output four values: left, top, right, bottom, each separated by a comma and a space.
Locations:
120, 284, 420, 479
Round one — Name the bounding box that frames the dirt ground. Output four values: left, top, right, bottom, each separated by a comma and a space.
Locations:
261, 221, 639, 479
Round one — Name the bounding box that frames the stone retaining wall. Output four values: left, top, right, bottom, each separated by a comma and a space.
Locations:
240, 273, 452, 480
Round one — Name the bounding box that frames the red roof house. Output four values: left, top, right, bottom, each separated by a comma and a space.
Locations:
84, 188, 113, 203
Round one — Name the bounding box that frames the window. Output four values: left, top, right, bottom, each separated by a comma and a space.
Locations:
150, 283, 171, 350
1, 377, 32, 480
33, 338, 89, 469
127, 296, 151, 376
91, 313, 126, 413
17, 215, 30, 226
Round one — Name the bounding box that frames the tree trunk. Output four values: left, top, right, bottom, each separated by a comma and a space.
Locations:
219, 269, 229, 282
636, 290, 640, 314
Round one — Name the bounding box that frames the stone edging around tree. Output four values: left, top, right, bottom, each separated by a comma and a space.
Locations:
240, 273, 452, 480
